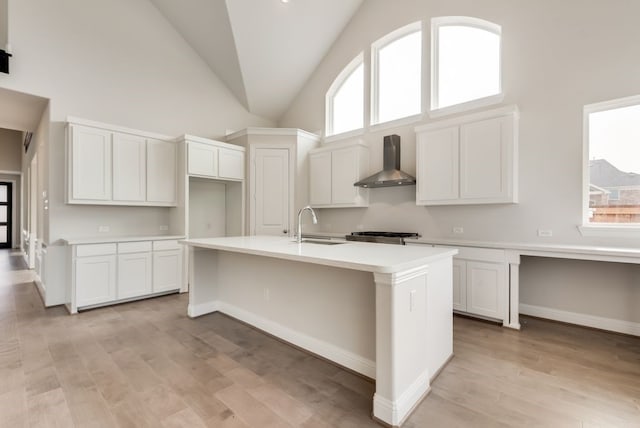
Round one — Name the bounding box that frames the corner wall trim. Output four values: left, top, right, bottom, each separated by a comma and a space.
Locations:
520, 304, 640, 337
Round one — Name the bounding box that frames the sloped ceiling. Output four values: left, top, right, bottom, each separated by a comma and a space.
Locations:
149, 0, 363, 122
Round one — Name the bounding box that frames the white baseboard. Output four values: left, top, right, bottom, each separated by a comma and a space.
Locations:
188, 301, 220, 318
218, 301, 376, 378
520, 304, 640, 337
373, 370, 430, 426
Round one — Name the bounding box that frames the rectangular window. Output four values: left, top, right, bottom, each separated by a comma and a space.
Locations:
584, 97, 640, 226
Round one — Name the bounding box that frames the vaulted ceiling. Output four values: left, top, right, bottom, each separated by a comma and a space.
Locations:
148, 0, 363, 122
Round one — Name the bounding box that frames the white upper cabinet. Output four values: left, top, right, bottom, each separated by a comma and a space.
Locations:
218, 148, 245, 180
309, 142, 369, 208
186, 137, 244, 181
188, 141, 218, 177
69, 125, 112, 201
66, 119, 177, 207
113, 133, 146, 202
147, 139, 177, 204
415, 105, 518, 206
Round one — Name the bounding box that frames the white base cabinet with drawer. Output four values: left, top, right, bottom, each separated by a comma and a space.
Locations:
68, 238, 184, 314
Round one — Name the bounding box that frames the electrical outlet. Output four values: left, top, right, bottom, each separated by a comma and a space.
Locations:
537, 229, 553, 237
263, 288, 270, 301
409, 289, 417, 312
452, 226, 464, 234
98, 225, 110, 233
159, 225, 169, 231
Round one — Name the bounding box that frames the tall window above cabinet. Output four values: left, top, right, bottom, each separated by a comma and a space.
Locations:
66, 118, 177, 207
415, 105, 518, 206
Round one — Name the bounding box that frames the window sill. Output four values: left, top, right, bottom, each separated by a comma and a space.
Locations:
577, 224, 640, 238
369, 114, 423, 133
324, 128, 364, 144
430, 93, 505, 119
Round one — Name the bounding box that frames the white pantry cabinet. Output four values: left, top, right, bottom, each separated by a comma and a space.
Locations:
186, 136, 244, 181
416, 105, 518, 206
66, 119, 177, 206
68, 237, 184, 314
309, 141, 369, 208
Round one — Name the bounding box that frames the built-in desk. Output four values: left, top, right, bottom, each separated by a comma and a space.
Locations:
409, 238, 640, 332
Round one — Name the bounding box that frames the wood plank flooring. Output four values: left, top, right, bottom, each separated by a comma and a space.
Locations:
1, 248, 639, 427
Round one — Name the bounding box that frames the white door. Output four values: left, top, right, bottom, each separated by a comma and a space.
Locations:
188, 142, 218, 177
117, 252, 152, 299
113, 133, 146, 202
254, 148, 289, 236
218, 148, 245, 180
451, 259, 467, 312
70, 125, 112, 201
147, 139, 177, 204
466, 260, 505, 320
309, 151, 332, 206
416, 126, 459, 203
153, 250, 182, 292
331, 147, 361, 205
76, 255, 117, 307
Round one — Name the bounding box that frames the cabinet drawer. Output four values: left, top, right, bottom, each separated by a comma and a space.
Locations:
435, 245, 505, 263
118, 241, 152, 254
76, 243, 117, 257
153, 240, 181, 251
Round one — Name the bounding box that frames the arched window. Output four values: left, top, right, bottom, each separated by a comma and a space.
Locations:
431, 16, 502, 113
325, 53, 364, 137
371, 21, 422, 125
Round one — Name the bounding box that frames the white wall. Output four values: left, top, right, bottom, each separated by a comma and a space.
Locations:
0, 0, 6, 49
0, 127, 20, 170
1, 0, 273, 244
279, 0, 640, 327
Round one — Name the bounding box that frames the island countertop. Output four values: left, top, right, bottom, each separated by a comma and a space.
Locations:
180, 235, 457, 274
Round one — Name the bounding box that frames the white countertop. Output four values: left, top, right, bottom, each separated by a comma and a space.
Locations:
62, 235, 185, 245
408, 237, 640, 261
180, 235, 457, 274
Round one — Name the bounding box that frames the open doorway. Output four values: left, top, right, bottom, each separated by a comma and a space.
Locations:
0, 181, 12, 248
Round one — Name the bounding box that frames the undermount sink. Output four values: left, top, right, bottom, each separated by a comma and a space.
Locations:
298, 239, 345, 245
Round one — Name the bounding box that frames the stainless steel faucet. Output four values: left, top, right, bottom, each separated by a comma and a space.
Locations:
296, 205, 318, 243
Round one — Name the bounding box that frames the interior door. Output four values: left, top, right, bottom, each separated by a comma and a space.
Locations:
0, 182, 12, 249
254, 148, 290, 236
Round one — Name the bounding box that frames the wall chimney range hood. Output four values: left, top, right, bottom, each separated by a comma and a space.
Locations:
354, 134, 416, 188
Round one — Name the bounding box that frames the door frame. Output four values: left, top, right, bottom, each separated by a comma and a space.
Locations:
249, 144, 295, 236
0, 181, 13, 249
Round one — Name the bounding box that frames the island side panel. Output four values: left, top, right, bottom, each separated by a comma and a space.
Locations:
425, 256, 454, 380
214, 251, 377, 376
373, 266, 431, 427
188, 246, 221, 317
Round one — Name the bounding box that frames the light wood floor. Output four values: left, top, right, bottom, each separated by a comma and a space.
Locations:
1, 249, 639, 427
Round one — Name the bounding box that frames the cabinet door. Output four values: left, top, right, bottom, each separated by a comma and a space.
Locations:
331, 147, 361, 205
117, 252, 152, 299
460, 116, 512, 201
254, 148, 289, 236
113, 133, 146, 202
218, 148, 244, 180
147, 139, 177, 204
70, 125, 112, 201
416, 127, 459, 204
153, 250, 182, 292
466, 261, 506, 320
452, 259, 467, 312
188, 142, 218, 177
76, 255, 116, 307
309, 151, 332, 206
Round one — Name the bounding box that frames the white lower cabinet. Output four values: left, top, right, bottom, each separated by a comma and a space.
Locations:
76, 255, 117, 307
70, 239, 183, 313
408, 242, 508, 324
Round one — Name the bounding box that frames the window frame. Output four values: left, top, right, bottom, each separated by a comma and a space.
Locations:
430, 16, 503, 117
370, 21, 423, 127
579, 94, 640, 238
325, 53, 365, 139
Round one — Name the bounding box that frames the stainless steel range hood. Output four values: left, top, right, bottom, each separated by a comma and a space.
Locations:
354, 135, 416, 188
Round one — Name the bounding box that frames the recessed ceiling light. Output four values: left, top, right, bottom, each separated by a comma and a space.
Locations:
281, 0, 290, 3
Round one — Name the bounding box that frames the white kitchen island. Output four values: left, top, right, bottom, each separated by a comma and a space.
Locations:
181, 235, 457, 426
